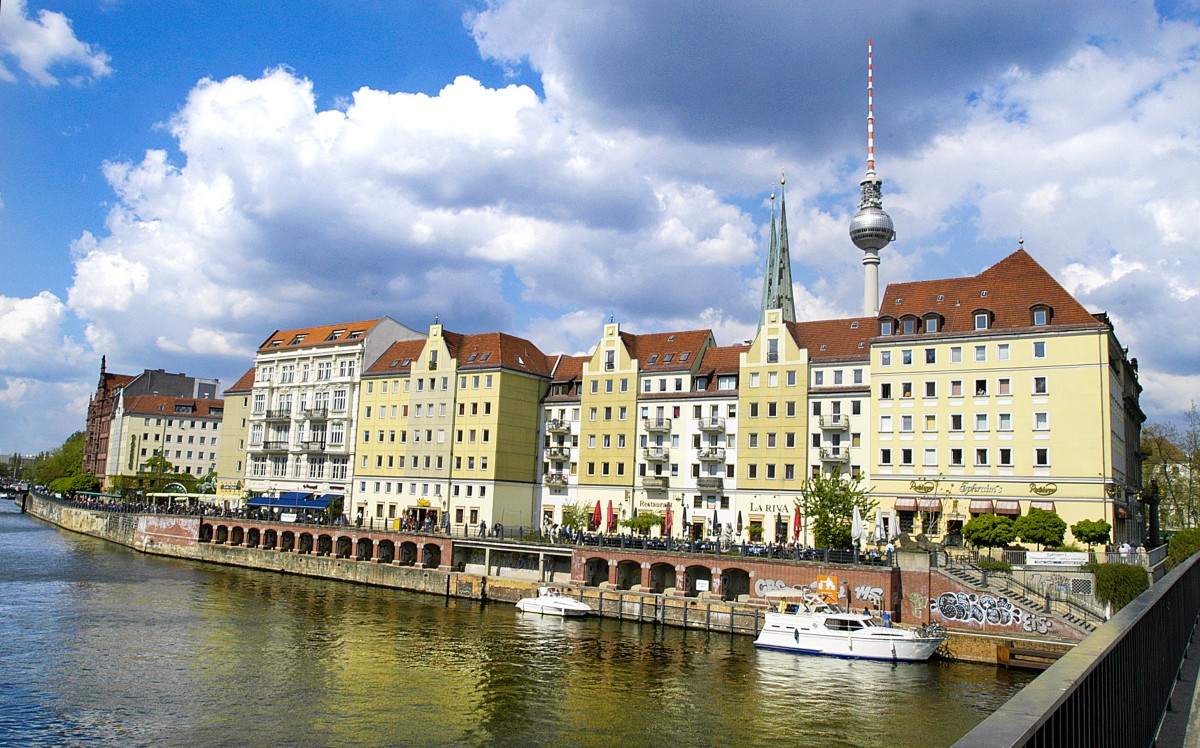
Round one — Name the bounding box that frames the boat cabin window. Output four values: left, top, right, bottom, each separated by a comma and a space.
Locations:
825, 619, 866, 632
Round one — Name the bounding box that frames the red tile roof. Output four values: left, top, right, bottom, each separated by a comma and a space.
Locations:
364, 339, 428, 376
621, 329, 713, 371
879, 249, 1102, 334
224, 367, 256, 395
787, 317, 874, 361
258, 319, 381, 352
548, 354, 587, 383
450, 331, 552, 376
123, 395, 224, 418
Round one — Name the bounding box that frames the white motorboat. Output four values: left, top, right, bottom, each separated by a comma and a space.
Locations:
754, 589, 945, 662
515, 587, 592, 617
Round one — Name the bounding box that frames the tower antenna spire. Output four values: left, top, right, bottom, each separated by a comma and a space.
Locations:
849, 38, 895, 316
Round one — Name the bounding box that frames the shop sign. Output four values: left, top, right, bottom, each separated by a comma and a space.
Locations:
747, 500, 793, 513
1030, 483, 1058, 496
816, 574, 838, 605
1027, 551, 1087, 566
695, 579, 710, 592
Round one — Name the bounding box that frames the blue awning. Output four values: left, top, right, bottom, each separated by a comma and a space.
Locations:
246, 492, 316, 509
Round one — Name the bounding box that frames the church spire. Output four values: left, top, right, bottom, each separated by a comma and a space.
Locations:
759, 170, 796, 327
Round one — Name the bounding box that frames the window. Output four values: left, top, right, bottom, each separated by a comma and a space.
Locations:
749, 403, 759, 418
901, 382, 913, 399
924, 381, 936, 398
975, 413, 989, 431
880, 319, 894, 335
950, 448, 963, 466
1033, 341, 1046, 359
925, 348, 936, 364
881, 351, 892, 366
1035, 447, 1050, 466
1033, 308, 1049, 326
923, 448, 937, 467
950, 380, 963, 398
1034, 411, 1049, 430
880, 415, 893, 432
880, 448, 892, 465
787, 370, 797, 386
901, 448, 913, 466
998, 413, 1012, 431
903, 318, 916, 335
974, 379, 988, 397
975, 345, 987, 363
767, 402, 778, 417
975, 448, 989, 466
717, 375, 736, 391
902, 349, 913, 365
812, 434, 821, 448
924, 414, 936, 432
900, 415, 913, 432
880, 383, 892, 400
950, 346, 962, 363
768, 372, 778, 387
748, 433, 759, 448
925, 317, 939, 333
747, 464, 757, 479
998, 378, 1011, 396
974, 313, 989, 330
1033, 376, 1048, 395
998, 344, 1010, 361
750, 372, 760, 387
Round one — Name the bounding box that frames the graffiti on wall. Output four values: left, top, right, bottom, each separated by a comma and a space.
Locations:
931, 591, 1053, 634
908, 592, 928, 618
853, 585, 884, 607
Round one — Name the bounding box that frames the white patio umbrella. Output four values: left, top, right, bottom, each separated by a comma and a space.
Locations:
874, 506, 887, 544
889, 507, 900, 541
851, 505, 864, 548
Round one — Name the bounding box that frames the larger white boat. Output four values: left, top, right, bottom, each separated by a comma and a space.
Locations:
754, 589, 945, 662
515, 587, 592, 617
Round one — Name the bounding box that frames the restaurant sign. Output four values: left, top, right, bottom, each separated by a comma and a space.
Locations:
897, 479, 1060, 498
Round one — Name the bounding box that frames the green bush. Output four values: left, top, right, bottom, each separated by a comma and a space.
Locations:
976, 557, 1012, 573
1167, 529, 1200, 570
962, 514, 1016, 550
1094, 563, 1150, 612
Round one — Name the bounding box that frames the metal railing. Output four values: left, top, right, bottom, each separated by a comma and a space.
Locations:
953, 553, 1200, 747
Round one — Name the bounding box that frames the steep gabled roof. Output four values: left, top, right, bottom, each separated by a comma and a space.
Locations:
621, 329, 712, 371
224, 368, 256, 395
788, 317, 874, 362
123, 395, 224, 418
879, 249, 1102, 334
258, 319, 381, 352
453, 332, 552, 377
365, 339, 428, 376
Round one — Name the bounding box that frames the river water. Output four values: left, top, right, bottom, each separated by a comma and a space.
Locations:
0, 500, 1032, 747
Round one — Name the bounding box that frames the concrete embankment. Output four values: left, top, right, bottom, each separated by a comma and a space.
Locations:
17, 493, 1071, 665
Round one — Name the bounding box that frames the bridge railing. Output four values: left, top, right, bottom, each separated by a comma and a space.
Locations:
953, 552, 1200, 748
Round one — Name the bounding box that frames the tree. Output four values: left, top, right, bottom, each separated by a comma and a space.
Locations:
795, 467, 875, 549
1167, 528, 1200, 570
1142, 404, 1200, 530
1013, 508, 1067, 550
1093, 563, 1149, 613
560, 502, 591, 531
1070, 518, 1112, 550
962, 513, 1017, 552
34, 431, 87, 486
620, 512, 662, 535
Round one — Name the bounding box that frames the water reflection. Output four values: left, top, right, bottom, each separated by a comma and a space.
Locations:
0, 502, 1031, 747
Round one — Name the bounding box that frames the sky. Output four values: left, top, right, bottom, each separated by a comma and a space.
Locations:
1, 0, 1199, 455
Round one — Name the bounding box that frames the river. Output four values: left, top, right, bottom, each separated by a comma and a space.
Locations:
0, 500, 1032, 747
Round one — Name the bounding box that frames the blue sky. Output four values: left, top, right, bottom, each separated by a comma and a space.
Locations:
2, 0, 1199, 453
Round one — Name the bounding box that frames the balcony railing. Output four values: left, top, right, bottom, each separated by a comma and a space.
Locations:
299, 440, 326, 452
261, 440, 289, 452
300, 407, 328, 420
820, 414, 849, 430
643, 418, 672, 432
697, 447, 726, 462
544, 472, 568, 486
696, 476, 724, 492
642, 476, 669, 489
696, 417, 726, 431
643, 447, 670, 461
819, 447, 850, 463
545, 446, 571, 460
263, 409, 291, 421
546, 418, 571, 433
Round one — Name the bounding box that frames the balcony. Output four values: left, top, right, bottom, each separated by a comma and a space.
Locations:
643, 418, 672, 432
696, 476, 724, 492
696, 416, 726, 432
819, 447, 850, 463
643, 447, 670, 461
263, 409, 291, 422
300, 407, 328, 420
261, 440, 289, 452
299, 440, 326, 452
546, 418, 571, 434
545, 446, 571, 460
820, 414, 849, 430
697, 447, 726, 462
642, 476, 669, 490
544, 472, 568, 487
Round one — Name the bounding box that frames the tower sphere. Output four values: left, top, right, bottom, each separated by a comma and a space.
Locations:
849, 203, 895, 251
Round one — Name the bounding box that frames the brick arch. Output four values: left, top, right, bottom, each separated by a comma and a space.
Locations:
684, 564, 712, 597
317, 534, 333, 556
263, 529, 278, 550
336, 536, 352, 559
421, 543, 441, 568
377, 539, 395, 564
583, 557, 609, 587
721, 567, 752, 601
230, 526, 244, 546
214, 525, 229, 544
615, 560, 641, 589
247, 527, 261, 548
399, 541, 419, 566
356, 538, 373, 561
649, 562, 676, 593
280, 531, 295, 552
298, 532, 313, 554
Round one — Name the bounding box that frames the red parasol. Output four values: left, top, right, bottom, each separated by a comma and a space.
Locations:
592, 500, 602, 530
793, 506, 802, 541
663, 503, 672, 537
606, 500, 615, 533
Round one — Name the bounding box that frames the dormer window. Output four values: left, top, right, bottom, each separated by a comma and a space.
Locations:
902, 317, 917, 335
289, 334, 307, 345
648, 354, 658, 364
924, 315, 940, 333
481, 352, 491, 362
664, 353, 674, 363
1031, 305, 1052, 326
680, 352, 689, 362
269, 340, 282, 348
347, 330, 363, 340
326, 329, 344, 342
880, 319, 894, 336
467, 353, 478, 362
973, 311, 992, 330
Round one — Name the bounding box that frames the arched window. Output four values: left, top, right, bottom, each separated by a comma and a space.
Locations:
972, 309, 994, 331
1030, 304, 1053, 326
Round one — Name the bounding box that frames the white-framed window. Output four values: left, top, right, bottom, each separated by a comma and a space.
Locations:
750, 372, 760, 387
923, 448, 937, 467
975, 413, 989, 431
950, 346, 962, 363
998, 413, 1012, 431
975, 448, 989, 467
881, 351, 892, 366
974, 345, 987, 362
998, 344, 1010, 361
975, 313, 989, 330
880, 415, 893, 432
949, 448, 963, 466
1033, 341, 1047, 359
1034, 411, 1050, 430
880, 448, 892, 465
1034, 447, 1050, 466
900, 415, 913, 433
1033, 376, 1048, 395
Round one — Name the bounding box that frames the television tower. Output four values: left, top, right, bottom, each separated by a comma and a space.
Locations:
848, 38, 895, 316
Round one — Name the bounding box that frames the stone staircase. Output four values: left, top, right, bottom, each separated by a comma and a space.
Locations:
939, 561, 1101, 636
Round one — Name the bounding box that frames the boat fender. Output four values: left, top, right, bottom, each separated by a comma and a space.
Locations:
794, 628, 799, 642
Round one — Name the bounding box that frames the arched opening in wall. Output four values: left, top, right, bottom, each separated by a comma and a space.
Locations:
230, 527, 244, 546
356, 538, 373, 561
377, 540, 395, 564
422, 544, 441, 568
298, 533, 313, 554
336, 537, 352, 559
584, 557, 608, 588
317, 535, 332, 556
215, 525, 229, 544
685, 565, 712, 597
198, 524, 213, 542
280, 531, 295, 552
722, 568, 751, 601
616, 560, 641, 590
399, 541, 418, 566
649, 562, 677, 593
247, 528, 261, 548
451, 545, 472, 572
263, 530, 278, 550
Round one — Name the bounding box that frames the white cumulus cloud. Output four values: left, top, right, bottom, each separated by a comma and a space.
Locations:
0, 0, 111, 86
